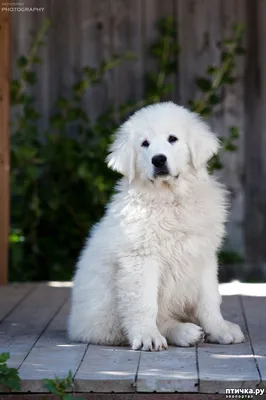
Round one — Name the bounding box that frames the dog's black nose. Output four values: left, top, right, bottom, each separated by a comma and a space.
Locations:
152, 154, 167, 167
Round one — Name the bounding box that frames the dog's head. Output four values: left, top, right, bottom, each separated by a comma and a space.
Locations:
106, 102, 220, 183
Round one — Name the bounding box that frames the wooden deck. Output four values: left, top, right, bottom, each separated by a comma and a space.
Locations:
0, 282, 265, 397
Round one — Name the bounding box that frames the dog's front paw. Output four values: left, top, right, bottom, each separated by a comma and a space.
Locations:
132, 330, 168, 351
205, 321, 245, 344
170, 322, 205, 347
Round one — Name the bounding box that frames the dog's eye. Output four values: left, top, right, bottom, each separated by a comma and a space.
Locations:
168, 135, 178, 144
141, 140, 150, 148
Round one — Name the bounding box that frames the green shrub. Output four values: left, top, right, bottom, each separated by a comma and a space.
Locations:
0, 353, 20, 391
0, 353, 83, 399
10, 18, 245, 281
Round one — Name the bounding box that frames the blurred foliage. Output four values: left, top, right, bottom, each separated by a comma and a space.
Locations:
218, 250, 244, 265
10, 18, 245, 281
189, 23, 245, 172
44, 371, 84, 400
0, 353, 84, 399
0, 353, 21, 391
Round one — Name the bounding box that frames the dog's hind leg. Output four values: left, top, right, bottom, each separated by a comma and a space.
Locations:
68, 255, 127, 345
68, 296, 127, 345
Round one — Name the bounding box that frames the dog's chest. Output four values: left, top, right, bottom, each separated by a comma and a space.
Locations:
126, 198, 214, 260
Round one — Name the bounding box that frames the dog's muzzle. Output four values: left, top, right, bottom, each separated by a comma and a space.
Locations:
153, 167, 169, 177
152, 154, 169, 178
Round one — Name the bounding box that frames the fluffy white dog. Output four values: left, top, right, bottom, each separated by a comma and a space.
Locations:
68, 102, 244, 351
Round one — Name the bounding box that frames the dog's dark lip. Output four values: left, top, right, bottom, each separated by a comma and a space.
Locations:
155, 171, 169, 176
153, 167, 169, 177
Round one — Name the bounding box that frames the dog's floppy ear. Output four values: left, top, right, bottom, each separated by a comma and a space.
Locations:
106, 121, 135, 182
188, 115, 220, 169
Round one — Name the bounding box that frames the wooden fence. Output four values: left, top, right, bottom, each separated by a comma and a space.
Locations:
10, 0, 266, 278
0, 11, 10, 284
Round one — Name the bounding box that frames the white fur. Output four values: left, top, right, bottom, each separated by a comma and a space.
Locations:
68, 102, 244, 351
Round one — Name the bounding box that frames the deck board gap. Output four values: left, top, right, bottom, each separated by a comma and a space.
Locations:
133, 349, 141, 390
239, 295, 262, 385
0, 285, 37, 323
17, 296, 67, 371
195, 344, 200, 391
73, 343, 90, 380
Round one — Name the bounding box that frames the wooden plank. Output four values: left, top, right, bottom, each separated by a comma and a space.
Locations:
142, 0, 176, 101
198, 295, 260, 393
219, 0, 246, 255
29, 0, 52, 131
136, 346, 198, 393
244, 0, 266, 279
109, 0, 143, 109
0, 10, 10, 285
0, 284, 69, 370
177, 0, 221, 107
49, 0, 78, 114
242, 295, 266, 387
80, 0, 112, 120
0, 283, 34, 322
74, 345, 140, 393
19, 301, 87, 392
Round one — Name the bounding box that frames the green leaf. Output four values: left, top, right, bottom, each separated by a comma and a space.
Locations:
66, 370, 73, 382
198, 106, 212, 117
157, 17, 176, 36
221, 51, 229, 62
72, 80, 89, 96
101, 58, 121, 72
122, 51, 137, 61
24, 106, 40, 121
165, 60, 177, 74
223, 75, 235, 84
32, 56, 42, 64
219, 250, 244, 264
235, 46, 245, 55
82, 66, 96, 78
233, 22, 245, 37
223, 39, 235, 46
225, 143, 238, 152
5, 374, 21, 391
207, 66, 218, 75
16, 56, 28, 69
22, 71, 37, 85
56, 97, 69, 109
49, 114, 65, 129
161, 83, 174, 95
196, 78, 212, 92
150, 43, 163, 57
0, 353, 10, 363
208, 155, 223, 172
229, 126, 239, 139
43, 381, 59, 395
209, 94, 220, 105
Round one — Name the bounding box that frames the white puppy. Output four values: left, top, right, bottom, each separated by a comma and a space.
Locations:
68, 102, 244, 351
